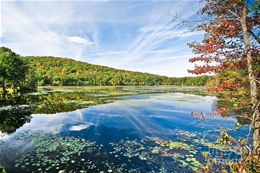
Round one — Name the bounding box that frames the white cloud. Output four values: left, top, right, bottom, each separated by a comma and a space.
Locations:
1, 0, 205, 77
67, 36, 94, 45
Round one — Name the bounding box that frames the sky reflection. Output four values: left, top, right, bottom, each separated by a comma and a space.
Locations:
0, 92, 238, 141
3, 93, 231, 139
0, 90, 249, 173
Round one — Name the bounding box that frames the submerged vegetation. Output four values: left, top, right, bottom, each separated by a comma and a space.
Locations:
1, 128, 243, 173
0, 86, 251, 172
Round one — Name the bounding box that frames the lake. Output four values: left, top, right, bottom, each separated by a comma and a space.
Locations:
0, 86, 249, 173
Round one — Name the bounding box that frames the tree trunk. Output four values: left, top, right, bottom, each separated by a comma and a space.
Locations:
241, 6, 260, 153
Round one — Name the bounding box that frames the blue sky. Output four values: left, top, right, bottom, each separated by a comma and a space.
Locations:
1, 0, 205, 77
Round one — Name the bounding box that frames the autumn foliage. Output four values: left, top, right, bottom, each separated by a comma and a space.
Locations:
186, 0, 259, 172
187, 0, 259, 92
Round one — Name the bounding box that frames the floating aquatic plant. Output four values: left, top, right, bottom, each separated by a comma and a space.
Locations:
0, 164, 7, 173
2, 126, 243, 173
14, 133, 94, 172
169, 141, 180, 149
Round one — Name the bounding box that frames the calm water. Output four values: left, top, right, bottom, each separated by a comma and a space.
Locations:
0, 86, 249, 173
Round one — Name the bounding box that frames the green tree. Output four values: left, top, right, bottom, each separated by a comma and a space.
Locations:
0, 47, 28, 92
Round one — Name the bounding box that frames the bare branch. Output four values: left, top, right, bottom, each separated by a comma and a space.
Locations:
248, 30, 260, 44
227, 9, 242, 20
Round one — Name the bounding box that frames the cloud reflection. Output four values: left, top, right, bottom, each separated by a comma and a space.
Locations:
69, 123, 92, 131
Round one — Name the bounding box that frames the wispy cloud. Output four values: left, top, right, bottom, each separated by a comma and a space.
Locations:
67, 36, 94, 45
1, 1, 204, 77
47, 10, 74, 23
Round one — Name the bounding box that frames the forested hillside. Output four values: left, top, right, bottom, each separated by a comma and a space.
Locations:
23, 56, 209, 86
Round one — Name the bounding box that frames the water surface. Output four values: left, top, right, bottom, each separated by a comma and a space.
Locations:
0, 86, 248, 172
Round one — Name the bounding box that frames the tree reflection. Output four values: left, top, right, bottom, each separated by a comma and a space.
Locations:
0, 105, 32, 134
32, 92, 115, 114
0, 92, 28, 105
1, 88, 118, 115
215, 97, 251, 125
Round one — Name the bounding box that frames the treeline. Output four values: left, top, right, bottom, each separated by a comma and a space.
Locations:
23, 56, 209, 86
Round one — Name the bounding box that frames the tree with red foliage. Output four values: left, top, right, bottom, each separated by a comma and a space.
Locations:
174, 0, 260, 171
189, 0, 259, 148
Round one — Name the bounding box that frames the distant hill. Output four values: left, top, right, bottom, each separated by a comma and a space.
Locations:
23, 56, 209, 86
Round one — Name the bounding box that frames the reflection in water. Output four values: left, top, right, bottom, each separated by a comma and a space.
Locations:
216, 99, 251, 125
0, 93, 28, 106
0, 105, 32, 134
0, 87, 250, 173
56, 93, 244, 145
69, 123, 93, 131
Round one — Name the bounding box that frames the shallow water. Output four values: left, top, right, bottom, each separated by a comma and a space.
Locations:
0, 86, 249, 172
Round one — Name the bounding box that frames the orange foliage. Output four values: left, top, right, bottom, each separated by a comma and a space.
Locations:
187, 0, 259, 172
